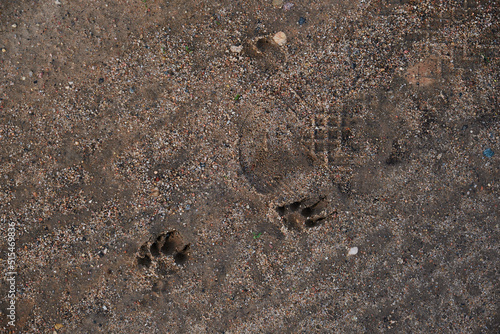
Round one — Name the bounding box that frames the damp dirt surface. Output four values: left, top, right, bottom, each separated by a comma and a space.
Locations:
0, 0, 499, 333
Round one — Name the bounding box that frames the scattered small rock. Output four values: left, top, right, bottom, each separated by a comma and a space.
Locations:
298, 17, 306, 25
348, 247, 358, 256
272, 0, 283, 8
483, 148, 494, 158
230, 45, 243, 53
283, 2, 294, 10
273, 32, 287, 46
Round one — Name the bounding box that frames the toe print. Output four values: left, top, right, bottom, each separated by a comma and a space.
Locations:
136, 230, 190, 270
277, 196, 332, 230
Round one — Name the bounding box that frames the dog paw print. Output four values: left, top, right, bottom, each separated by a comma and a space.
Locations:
277, 196, 330, 229
136, 230, 190, 273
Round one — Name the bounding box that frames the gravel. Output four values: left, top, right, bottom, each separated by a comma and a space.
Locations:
0, 0, 498, 333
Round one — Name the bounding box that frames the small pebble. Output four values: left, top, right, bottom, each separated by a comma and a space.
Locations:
298, 17, 306, 25
283, 2, 294, 10
1, 48, 6, 53
230, 45, 243, 53
273, 32, 287, 46
272, 0, 283, 7
483, 148, 494, 158
348, 247, 358, 256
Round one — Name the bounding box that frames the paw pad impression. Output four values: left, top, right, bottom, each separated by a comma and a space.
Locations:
137, 230, 190, 269
277, 197, 329, 229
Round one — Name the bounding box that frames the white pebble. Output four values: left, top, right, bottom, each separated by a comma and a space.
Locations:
348, 247, 358, 256
230, 45, 243, 53
273, 31, 287, 46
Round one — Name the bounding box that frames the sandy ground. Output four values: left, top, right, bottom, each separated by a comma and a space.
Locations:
0, 0, 499, 333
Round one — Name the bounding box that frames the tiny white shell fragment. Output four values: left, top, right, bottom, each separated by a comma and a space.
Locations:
230, 45, 243, 53
273, 31, 287, 46
348, 247, 358, 256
